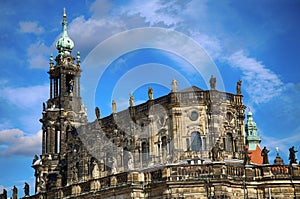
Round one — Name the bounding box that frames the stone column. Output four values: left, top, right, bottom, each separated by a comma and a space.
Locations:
50, 78, 53, 99
77, 75, 81, 97
46, 127, 51, 154
42, 130, 46, 154
54, 78, 58, 98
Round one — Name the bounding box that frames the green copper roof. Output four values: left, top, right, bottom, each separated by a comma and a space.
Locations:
55, 8, 74, 55
245, 111, 261, 150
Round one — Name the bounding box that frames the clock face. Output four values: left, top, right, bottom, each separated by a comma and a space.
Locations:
190, 111, 199, 121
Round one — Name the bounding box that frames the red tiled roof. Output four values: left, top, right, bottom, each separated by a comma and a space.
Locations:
248, 145, 263, 165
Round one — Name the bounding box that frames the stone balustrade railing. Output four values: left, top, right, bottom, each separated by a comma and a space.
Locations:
26, 163, 300, 199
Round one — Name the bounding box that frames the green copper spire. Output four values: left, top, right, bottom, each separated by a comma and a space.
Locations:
55, 8, 74, 55
245, 111, 261, 150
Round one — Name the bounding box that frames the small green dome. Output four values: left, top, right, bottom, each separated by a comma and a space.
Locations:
56, 9, 74, 54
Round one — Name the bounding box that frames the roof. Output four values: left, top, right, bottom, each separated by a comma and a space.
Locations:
179, 86, 204, 92
248, 145, 263, 165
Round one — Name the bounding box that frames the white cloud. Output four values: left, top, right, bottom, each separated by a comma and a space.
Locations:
19, 21, 44, 35
226, 50, 283, 104
69, 16, 126, 54
90, 0, 113, 18
190, 32, 222, 59
28, 54, 49, 69
27, 42, 52, 69
0, 85, 48, 109
0, 129, 42, 157
27, 42, 51, 56
122, 0, 183, 26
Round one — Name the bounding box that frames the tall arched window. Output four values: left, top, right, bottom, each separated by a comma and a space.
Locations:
162, 136, 167, 150
122, 148, 129, 169
186, 138, 190, 151
191, 131, 202, 151
142, 142, 149, 162
226, 133, 233, 152
162, 136, 167, 159
202, 137, 207, 150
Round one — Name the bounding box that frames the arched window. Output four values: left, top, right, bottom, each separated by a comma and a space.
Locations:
55, 130, 60, 153
162, 136, 167, 150
191, 131, 202, 151
186, 138, 190, 151
142, 142, 149, 161
226, 133, 233, 152
123, 148, 129, 169
202, 137, 207, 150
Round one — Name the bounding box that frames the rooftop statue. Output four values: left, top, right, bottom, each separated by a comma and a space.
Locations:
148, 87, 153, 100
129, 93, 134, 107
95, 107, 100, 119
24, 182, 30, 196
236, 80, 242, 95
172, 79, 178, 92
112, 100, 116, 113
289, 146, 298, 164
209, 75, 216, 90
12, 185, 17, 199
261, 146, 270, 164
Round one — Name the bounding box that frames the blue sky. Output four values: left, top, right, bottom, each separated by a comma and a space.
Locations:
0, 0, 300, 197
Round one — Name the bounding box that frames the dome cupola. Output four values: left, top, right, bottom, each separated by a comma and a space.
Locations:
55, 8, 74, 55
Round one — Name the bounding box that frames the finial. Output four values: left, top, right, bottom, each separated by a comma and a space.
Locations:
77, 51, 80, 61
49, 54, 54, 69
276, 146, 279, 155
63, 7, 66, 17
56, 7, 74, 54
49, 54, 53, 63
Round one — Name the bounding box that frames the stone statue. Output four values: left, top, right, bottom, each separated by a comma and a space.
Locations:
24, 182, 29, 196
72, 165, 78, 182
2, 189, 7, 199
69, 79, 74, 93
112, 100, 116, 113
95, 107, 100, 119
172, 79, 178, 92
236, 80, 242, 95
261, 146, 270, 164
127, 152, 134, 170
289, 146, 298, 164
209, 75, 216, 90
111, 157, 117, 174
129, 93, 134, 107
12, 186, 17, 199
43, 102, 46, 111
148, 87, 153, 100
92, 160, 100, 178
36, 173, 45, 192
244, 147, 252, 165
32, 154, 39, 164
211, 143, 221, 161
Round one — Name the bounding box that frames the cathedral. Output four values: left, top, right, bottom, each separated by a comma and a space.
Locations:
11, 11, 300, 199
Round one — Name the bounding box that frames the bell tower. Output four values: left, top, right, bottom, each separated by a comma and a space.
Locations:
245, 111, 261, 150
33, 9, 87, 193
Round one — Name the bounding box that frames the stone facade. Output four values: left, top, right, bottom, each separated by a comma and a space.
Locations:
25, 11, 300, 199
